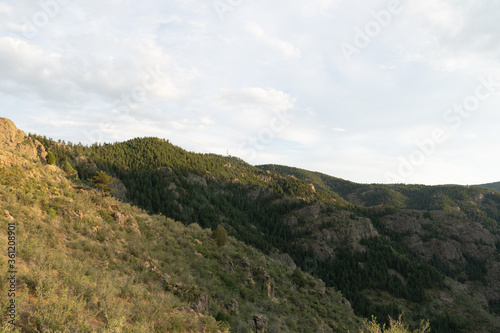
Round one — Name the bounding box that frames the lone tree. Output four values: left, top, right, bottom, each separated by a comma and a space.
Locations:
212, 225, 228, 247
91, 171, 115, 197
46, 151, 56, 165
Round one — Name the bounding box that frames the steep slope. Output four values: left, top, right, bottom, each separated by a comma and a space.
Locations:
1, 119, 361, 332
258, 164, 500, 234
0, 117, 46, 167
25, 124, 500, 331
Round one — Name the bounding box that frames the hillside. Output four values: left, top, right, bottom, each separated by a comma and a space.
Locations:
258, 164, 500, 234
479, 182, 500, 192
3, 117, 500, 332
0, 118, 361, 332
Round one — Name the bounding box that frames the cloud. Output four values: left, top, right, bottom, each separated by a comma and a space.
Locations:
465, 133, 477, 140
246, 22, 301, 58
393, 0, 500, 72
218, 87, 296, 112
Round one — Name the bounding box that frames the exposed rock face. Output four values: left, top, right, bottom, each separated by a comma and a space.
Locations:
241, 257, 251, 268
191, 294, 209, 314
0, 117, 46, 165
381, 211, 500, 309
271, 252, 297, 271
442, 223, 497, 246
302, 204, 321, 219
226, 260, 236, 274
341, 297, 351, 309
255, 267, 275, 298
284, 215, 298, 226
75, 156, 98, 173
3, 210, 14, 222
248, 314, 268, 333
0, 150, 26, 167
109, 178, 128, 201
229, 299, 239, 314
0, 117, 26, 148
112, 211, 141, 235
313, 216, 379, 246
185, 174, 207, 186
383, 214, 423, 234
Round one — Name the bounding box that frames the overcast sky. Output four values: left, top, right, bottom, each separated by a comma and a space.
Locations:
1, 0, 500, 185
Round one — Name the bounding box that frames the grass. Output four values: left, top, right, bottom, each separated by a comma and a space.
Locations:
0, 162, 361, 332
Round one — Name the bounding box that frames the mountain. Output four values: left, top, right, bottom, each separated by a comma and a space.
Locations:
2, 117, 500, 332
479, 182, 500, 192
0, 118, 362, 332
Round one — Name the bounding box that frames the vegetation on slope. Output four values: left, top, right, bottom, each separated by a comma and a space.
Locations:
26, 134, 500, 332
0, 156, 361, 331
479, 182, 500, 192
258, 164, 500, 235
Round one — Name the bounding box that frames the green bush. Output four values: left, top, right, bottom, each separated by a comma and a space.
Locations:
361, 314, 430, 333
62, 161, 77, 175
212, 225, 227, 247
46, 151, 56, 165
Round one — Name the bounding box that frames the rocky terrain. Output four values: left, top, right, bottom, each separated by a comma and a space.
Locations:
0, 118, 361, 332
2, 117, 500, 332
0, 117, 46, 167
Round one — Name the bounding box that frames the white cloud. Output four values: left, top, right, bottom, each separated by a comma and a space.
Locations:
246, 22, 301, 58
218, 87, 296, 112
293, 0, 342, 17
465, 133, 477, 140
200, 117, 215, 125
393, 0, 500, 72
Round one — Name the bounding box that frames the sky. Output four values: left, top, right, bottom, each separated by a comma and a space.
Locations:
1, 0, 500, 185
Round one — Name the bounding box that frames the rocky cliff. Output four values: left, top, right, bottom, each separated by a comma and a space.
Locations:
0, 117, 46, 166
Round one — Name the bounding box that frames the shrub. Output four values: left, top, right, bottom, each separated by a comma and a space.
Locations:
360, 314, 430, 333
211, 225, 227, 247
46, 151, 56, 165
62, 161, 77, 176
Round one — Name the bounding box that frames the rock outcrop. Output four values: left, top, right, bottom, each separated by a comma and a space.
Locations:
229, 299, 239, 314
109, 178, 128, 201
248, 314, 269, 333
190, 294, 209, 314
0, 117, 46, 166
255, 267, 275, 298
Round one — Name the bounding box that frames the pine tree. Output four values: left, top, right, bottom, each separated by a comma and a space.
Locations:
212, 225, 228, 247
91, 171, 115, 197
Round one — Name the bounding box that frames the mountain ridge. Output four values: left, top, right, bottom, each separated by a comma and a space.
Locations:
0, 118, 362, 332
2, 117, 500, 332
479, 182, 500, 192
